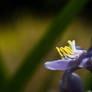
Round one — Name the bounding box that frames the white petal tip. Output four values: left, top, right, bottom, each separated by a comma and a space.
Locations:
44, 62, 56, 70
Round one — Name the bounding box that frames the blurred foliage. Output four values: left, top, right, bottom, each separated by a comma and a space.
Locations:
0, 0, 92, 92
84, 72, 92, 91
0, 53, 8, 91
37, 71, 58, 92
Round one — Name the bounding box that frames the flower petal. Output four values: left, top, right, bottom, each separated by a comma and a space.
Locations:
44, 59, 70, 70
88, 46, 92, 52
79, 58, 89, 68
76, 46, 83, 50
71, 40, 76, 51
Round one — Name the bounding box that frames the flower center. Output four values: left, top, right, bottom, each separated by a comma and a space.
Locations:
56, 40, 74, 58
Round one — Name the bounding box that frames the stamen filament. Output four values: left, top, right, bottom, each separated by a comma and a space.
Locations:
56, 47, 63, 57
64, 46, 72, 55
60, 47, 68, 56
64, 46, 73, 54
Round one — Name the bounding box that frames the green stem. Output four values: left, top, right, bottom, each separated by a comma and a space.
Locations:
6, 0, 87, 92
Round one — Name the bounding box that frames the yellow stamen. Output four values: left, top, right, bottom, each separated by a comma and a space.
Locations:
60, 47, 68, 56
67, 46, 73, 53
56, 47, 63, 57
64, 46, 73, 55
68, 40, 72, 48
56, 40, 74, 57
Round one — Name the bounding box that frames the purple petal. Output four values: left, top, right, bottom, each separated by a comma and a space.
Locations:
76, 46, 83, 50
79, 58, 89, 68
44, 59, 70, 70
88, 46, 92, 52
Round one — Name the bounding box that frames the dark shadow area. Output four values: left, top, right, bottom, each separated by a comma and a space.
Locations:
0, 0, 92, 23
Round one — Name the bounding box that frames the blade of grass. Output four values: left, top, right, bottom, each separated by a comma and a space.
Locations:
0, 53, 8, 91
6, 0, 87, 92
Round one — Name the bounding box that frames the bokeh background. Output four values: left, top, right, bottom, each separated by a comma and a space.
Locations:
0, 0, 92, 92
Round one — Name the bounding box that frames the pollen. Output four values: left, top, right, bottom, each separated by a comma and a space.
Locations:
56, 40, 73, 57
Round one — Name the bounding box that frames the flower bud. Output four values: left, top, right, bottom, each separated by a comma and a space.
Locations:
59, 73, 84, 92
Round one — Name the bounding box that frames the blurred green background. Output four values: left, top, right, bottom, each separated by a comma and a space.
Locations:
0, 0, 92, 92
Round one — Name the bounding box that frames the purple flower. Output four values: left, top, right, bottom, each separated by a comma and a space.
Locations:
45, 40, 87, 72
44, 40, 92, 92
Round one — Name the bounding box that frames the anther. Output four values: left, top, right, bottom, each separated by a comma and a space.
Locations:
68, 40, 72, 48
